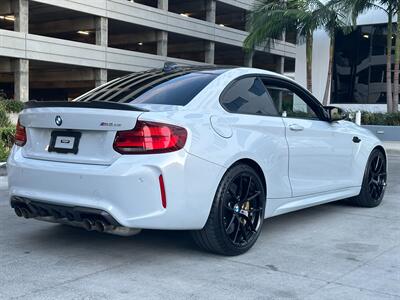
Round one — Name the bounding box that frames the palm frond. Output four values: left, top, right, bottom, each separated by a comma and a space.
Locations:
244, 0, 299, 51
245, 0, 361, 50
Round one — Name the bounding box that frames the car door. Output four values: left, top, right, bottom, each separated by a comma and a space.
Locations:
262, 77, 355, 197
219, 76, 292, 199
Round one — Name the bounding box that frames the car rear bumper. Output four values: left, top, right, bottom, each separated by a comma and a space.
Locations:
11, 196, 121, 225
7, 147, 225, 230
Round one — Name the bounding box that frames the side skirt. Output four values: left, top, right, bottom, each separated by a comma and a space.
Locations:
265, 186, 361, 218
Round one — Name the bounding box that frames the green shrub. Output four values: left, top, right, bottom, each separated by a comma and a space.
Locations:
0, 109, 11, 127
0, 100, 25, 113
0, 126, 15, 146
361, 112, 400, 126
0, 126, 15, 161
0, 98, 22, 161
0, 139, 10, 162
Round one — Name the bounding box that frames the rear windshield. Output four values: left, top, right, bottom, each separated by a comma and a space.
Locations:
75, 70, 218, 106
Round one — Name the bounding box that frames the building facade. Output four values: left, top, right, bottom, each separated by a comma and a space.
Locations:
0, 0, 296, 102
295, 7, 399, 112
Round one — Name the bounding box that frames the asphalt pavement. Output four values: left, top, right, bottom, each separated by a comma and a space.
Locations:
0, 156, 399, 300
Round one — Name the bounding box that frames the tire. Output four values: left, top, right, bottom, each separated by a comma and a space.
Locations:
192, 164, 266, 256
348, 149, 387, 208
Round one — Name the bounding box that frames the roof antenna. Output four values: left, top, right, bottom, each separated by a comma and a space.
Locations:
163, 61, 179, 72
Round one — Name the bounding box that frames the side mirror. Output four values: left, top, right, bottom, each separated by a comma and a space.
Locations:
325, 106, 347, 122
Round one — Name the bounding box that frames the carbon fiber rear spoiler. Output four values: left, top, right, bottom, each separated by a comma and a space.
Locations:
24, 100, 148, 112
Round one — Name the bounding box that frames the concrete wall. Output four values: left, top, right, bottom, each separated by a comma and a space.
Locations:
0, 0, 296, 102
28, 0, 296, 58
0, 29, 205, 72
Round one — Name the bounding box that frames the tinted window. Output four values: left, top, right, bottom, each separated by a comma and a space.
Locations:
332, 24, 398, 104
221, 77, 278, 116
75, 70, 218, 106
266, 85, 319, 120
131, 72, 216, 106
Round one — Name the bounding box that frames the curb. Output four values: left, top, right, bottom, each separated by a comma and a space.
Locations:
383, 142, 400, 156
0, 176, 8, 189
386, 149, 400, 156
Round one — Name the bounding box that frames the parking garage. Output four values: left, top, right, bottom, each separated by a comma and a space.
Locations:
0, 0, 296, 102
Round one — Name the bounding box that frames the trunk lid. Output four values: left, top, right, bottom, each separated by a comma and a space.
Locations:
19, 102, 145, 165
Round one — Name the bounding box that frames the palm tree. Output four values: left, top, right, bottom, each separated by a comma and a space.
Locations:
244, 0, 315, 92
393, 1, 400, 112
244, 0, 350, 104
345, 0, 398, 112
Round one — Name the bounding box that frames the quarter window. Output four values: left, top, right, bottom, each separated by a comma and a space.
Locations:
220, 77, 278, 116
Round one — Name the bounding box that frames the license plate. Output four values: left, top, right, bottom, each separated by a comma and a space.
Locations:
48, 131, 82, 154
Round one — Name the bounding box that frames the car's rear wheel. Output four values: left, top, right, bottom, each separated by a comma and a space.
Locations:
192, 164, 265, 256
349, 149, 387, 207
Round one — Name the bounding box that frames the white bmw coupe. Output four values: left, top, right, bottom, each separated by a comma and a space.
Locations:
8, 65, 387, 255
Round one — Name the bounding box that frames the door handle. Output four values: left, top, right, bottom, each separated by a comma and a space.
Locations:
289, 124, 304, 132
353, 136, 361, 143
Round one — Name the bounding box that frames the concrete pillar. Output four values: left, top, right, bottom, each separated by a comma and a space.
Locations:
95, 17, 108, 47
205, 1, 216, 65
13, 0, 29, 102
205, 41, 215, 64
157, 31, 168, 57
276, 31, 286, 75
14, 59, 29, 102
155, 0, 168, 65
206, 0, 216, 23
95, 17, 108, 87
95, 69, 107, 87
13, 0, 28, 32
271, 32, 286, 74
275, 57, 285, 112
276, 56, 285, 74
244, 51, 254, 67
158, 0, 168, 11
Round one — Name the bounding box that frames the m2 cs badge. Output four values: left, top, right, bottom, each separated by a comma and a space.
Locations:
100, 122, 122, 128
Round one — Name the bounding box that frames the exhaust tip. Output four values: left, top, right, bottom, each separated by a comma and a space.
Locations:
94, 220, 106, 233
82, 219, 94, 231
21, 208, 30, 219
66, 213, 74, 221
14, 207, 23, 217
51, 209, 61, 219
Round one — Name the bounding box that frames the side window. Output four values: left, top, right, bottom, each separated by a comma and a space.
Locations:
221, 77, 278, 116
265, 85, 319, 120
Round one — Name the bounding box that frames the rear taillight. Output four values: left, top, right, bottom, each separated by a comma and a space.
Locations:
14, 120, 27, 147
113, 121, 187, 154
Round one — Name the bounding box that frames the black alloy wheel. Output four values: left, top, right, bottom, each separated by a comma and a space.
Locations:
349, 149, 387, 207
367, 153, 387, 201
223, 174, 263, 247
192, 164, 265, 256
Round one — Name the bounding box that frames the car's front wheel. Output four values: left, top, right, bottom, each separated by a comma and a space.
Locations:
349, 149, 387, 207
192, 164, 266, 256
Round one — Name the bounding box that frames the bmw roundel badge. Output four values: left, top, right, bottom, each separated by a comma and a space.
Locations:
55, 115, 63, 126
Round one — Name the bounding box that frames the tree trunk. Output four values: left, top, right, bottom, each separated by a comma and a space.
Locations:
306, 31, 313, 93
393, 9, 400, 113
323, 31, 335, 106
386, 13, 393, 113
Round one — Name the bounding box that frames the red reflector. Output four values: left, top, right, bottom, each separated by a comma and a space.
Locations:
14, 120, 27, 147
113, 121, 187, 154
159, 175, 167, 208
